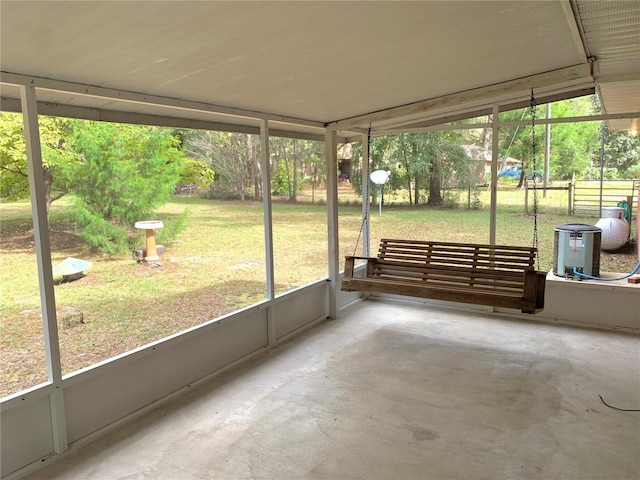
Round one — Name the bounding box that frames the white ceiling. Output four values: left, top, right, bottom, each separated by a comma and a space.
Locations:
0, 1, 638, 136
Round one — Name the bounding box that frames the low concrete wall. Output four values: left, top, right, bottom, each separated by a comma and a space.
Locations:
1, 281, 333, 479
365, 271, 639, 334
541, 271, 639, 333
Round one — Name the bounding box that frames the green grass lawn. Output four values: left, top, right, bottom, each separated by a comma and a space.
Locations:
1, 183, 637, 397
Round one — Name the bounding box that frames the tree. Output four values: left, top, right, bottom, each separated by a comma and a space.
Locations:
501, 106, 545, 188
175, 158, 215, 194
498, 97, 600, 183
271, 138, 324, 201
68, 121, 185, 253
439, 138, 474, 206
247, 134, 261, 198
270, 137, 295, 199
350, 131, 471, 207
0, 112, 77, 214
185, 131, 259, 200
396, 133, 433, 205
305, 141, 326, 204
170, 129, 215, 194
603, 128, 640, 179
386, 131, 469, 206
369, 135, 399, 206
548, 98, 599, 180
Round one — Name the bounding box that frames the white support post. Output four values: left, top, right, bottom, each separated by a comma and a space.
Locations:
260, 118, 276, 345
361, 132, 371, 257
326, 128, 340, 319
20, 84, 68, 453
490, 104, 499, 245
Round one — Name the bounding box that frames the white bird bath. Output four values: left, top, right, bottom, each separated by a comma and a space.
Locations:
135, 220, 164, 261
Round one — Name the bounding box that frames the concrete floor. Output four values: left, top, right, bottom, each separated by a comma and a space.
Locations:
26, 300, 640, 480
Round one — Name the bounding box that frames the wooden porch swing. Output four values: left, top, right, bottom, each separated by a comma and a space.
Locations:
342, 239, 546, 314
341, 92, 546, 314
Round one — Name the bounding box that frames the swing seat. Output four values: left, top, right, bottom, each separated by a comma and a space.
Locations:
342, 239, 546, 314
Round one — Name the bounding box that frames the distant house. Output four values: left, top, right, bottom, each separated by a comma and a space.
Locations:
461, 145, 521, 184
338, 143, 353, 181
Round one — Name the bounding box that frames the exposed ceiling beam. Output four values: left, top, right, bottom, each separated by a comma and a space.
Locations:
376, 87, 596, 134
411, 112, 639, 134
498, 112, 640, 128
330, 64, 594, 130
346, 110, 639, 139
0, 71, 325, 129
0, 97, 327, 141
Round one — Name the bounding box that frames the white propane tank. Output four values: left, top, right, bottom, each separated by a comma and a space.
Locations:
595, 207, 630, 251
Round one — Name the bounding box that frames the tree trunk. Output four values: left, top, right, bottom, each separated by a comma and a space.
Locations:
284, 158, 292, 199
427, 160, 442, 205
292, 139, 298, 202
247, 135, 260, 199
482, 114, 491, 150
43, 166, 53, 215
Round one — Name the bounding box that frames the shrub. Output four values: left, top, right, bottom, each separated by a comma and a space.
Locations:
74, 206, 129, 254
442, 191, 460, 209
202, 185, 243, 200
68, 122, 185, 254
582, 167, 619, 180
154, 209, 189, 247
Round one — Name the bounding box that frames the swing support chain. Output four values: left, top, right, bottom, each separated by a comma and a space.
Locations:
353, 125, 372, 257
530, 89, 540, 270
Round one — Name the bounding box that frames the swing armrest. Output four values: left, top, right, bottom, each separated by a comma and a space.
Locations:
343, 256, 377, 278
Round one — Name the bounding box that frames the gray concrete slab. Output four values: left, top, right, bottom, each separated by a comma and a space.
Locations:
25, 300, 640, 480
